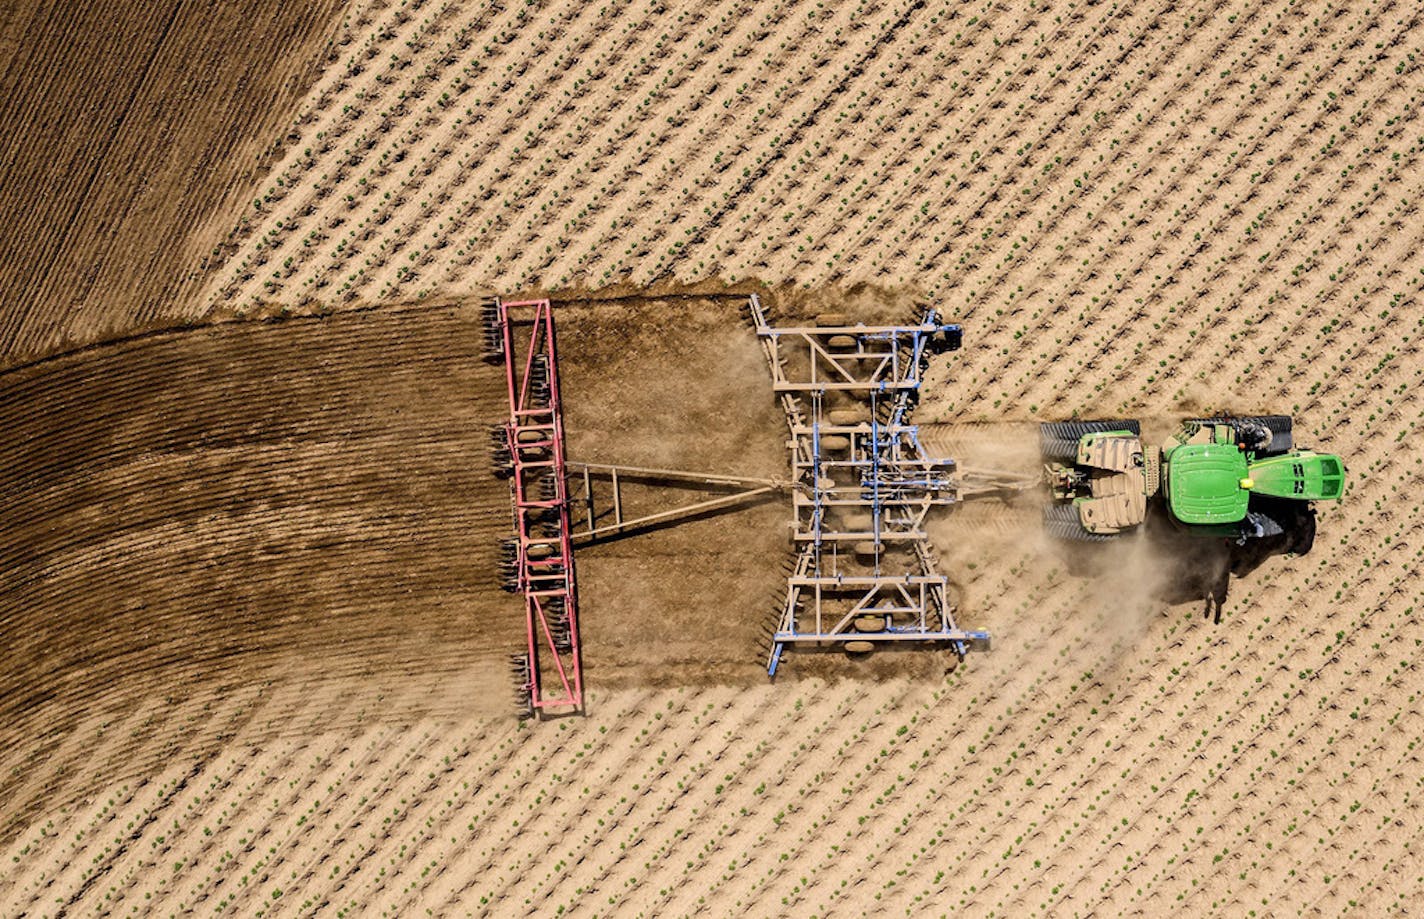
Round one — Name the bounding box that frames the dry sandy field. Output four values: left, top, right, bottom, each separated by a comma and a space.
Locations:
2, 0, 1423, 915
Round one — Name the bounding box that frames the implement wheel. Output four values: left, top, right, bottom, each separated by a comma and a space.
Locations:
854, 614, 886, 633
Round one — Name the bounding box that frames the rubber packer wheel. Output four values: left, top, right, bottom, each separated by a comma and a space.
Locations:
853, 541, 880, 558
838, 512, 873, 533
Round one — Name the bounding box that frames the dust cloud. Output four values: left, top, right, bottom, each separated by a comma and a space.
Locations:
924, 419, 1235, 691
1069, 529, 1181, 652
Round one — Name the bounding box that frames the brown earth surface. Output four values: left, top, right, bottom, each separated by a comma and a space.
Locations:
0, 304, 522, 833
4, 0, 1424, 915
0, 293, 802, 839
0, 0, 344, 368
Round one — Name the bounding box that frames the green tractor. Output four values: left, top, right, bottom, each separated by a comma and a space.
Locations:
1041, 416, 1345, 551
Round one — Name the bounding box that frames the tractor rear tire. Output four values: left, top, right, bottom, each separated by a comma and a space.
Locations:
1186, 415, 1293, 455
1043, 503, 1120, 542
1254, 499, 1317, 556
1039, 419, 1141, 462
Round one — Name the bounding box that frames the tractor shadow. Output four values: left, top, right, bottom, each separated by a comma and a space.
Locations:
1054, 502, 1317, 624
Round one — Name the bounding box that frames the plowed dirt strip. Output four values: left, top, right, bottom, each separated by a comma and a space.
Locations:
0, 303, 522, 845
553, 295, 791, 685
4, 0, 1424, 911
0, 0, 345, 370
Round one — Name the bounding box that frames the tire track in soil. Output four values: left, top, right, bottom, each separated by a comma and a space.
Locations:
753, 0, 1149, 286
1018, 473, 1422, 911
477, 0, 803, 293
957, 0, 1375, 415
1081, 10, 1421, 418
652, 0, 930, 283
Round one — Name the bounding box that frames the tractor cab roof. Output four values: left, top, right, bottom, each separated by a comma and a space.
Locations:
1165, 442, 1250, 525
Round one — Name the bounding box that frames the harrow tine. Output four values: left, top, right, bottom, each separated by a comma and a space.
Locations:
480, 298, 506, 365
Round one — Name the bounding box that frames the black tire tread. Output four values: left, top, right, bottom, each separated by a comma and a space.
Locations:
1040, 419, 1141, 462
1186, 415, 1293, 455
1043, 503, 1121, 542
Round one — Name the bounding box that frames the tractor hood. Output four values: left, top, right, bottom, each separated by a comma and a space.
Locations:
1247, 451, 1347, 501
1165, 443, 1250, 525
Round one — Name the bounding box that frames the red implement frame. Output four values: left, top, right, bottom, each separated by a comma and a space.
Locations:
499, 298, 582, 713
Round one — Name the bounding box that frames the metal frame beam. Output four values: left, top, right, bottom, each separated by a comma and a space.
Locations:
495, 298, 583, 715
748, 293, 989, 675
567, 461, 786, 545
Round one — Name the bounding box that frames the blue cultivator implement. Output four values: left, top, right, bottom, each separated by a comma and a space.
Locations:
747, 295, 1028, 676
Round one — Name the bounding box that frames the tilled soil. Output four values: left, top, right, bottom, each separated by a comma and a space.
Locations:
556, 294, 789, 685
0, 303, 522, 835
0, 292, 829, 841
0, 0, 343, 368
